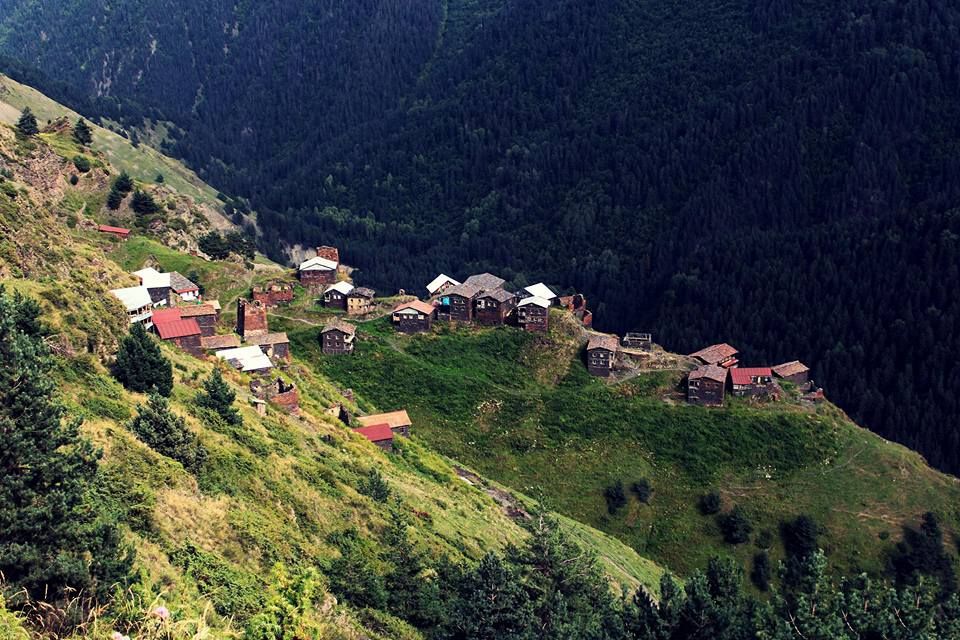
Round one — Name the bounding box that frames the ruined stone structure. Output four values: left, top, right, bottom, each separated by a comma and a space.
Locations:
236, 298, 269, 339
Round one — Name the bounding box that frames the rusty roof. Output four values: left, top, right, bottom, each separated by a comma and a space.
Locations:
394, 300, 436, 315
772, 361, 810, 378
200, 334, 242, 350
689, 364, 728, 383
690, 343, 738, 364
587, 334, 619, 352
179, 304, 217, 318
730, 367, 773, 386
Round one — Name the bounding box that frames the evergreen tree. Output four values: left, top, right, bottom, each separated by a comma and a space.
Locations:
452, 553, 534, 640
106, 186, 124, 210
751, 552, 772, 592
604, 480, 627, 515
699, 492, 722, 515
72, 118, 93, 145
383, 506, 445, 628
131, 190, 159, 215
113, 171, 134, 194
328, 533, 388, 609
719, 506, 753, 544
129, 393, 207, 473
15, 107, 38, 136
196, 368, 241, 426
781, 514, 820, 559
0, 288, 132, 603
113, 323, 173, 396
199, 231, 231, 260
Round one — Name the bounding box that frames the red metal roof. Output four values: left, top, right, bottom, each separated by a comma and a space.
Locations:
353, 424, 394, 443
151, 308, 182, 324
98, 224, 130, 235
155, 318, 201, 339
730, 367, 773, 385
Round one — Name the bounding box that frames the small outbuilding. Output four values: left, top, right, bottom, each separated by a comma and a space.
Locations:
98, 224, 130, 240
356, 410, 412, 437
353, 424, 394, 452
321, 319, 356, 355
393, 300, 436, 333
586, 334, 619, 377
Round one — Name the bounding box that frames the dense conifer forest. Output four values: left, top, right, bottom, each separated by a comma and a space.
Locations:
3, 0, 960, 474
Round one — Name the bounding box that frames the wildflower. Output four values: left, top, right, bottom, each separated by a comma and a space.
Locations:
152, 605, 170, 620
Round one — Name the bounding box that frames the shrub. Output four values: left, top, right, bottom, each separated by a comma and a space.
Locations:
699, 491, 722, 515
359, 468, 392, 502
69, 173, 79, 185
631, 478, 652, 503
72, 155, 91, 173
781, 514, 821, 559
129, 393, 207, 474
603, 480, 627, 515
751, 552, 772, 591
719, 505, 753, 544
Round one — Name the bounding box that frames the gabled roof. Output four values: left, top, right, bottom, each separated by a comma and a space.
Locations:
772, 361, 810, 378
207, 299, 222, 312
98, 224, 130, 235
356, 410, 411, 429
689, 364, 728, 383
587, 334, 619, 353
349, 287, 376, 299
730, 367, 773, 386
463, 273, 505, 292
426, 274, 460, 294
689, 343, 738, 364
169, 272, 199, 293
299, 256, 338, 271
216, 345, 274, 372
322, 318, 356, 336
394, 300, 435, 315
155, 318, 202, 339
444, 282, 481, 299
249, 332, 290, 346
133, 267, 170, 289
200, 334, 242, 350
110, 286, 153, 312
179, 304, 217, 318
518, 296, 551, 308
478, 288, 515, 303
524, 283, 557, 300
353, 424, 394, 444
150, 307, 183, 324
325, 281, 355, 295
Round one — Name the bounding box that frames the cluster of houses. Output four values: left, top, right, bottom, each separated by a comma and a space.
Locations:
685, 343, 814, 407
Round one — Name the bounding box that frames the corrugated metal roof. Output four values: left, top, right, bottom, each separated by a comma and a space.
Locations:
133, 268, 170, 289
518, 296, 551, 308
394, 300, 435, 314
215, 346, 273, 372
98, 225, 130, 234
298, 256, 337, 271
690, 343, 738, 364
150, 307, 183, 324
155, 318, 201, 339
524, 283, 557, 300
325, 281, 355, 295
110, 286, 153, 312
730, 367, 773, 385
426, 274, 460, 294
353, 424, 394, 443
772, 361, 809, 378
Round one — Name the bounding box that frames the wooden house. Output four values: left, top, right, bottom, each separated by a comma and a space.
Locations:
690, 343, 739, 368
729, 367, 774, 397
179, 304, 218, 337
353, 424, 394, 452
98, 224, 130, 240
347, 287, 376, 316
322, 281, 354, 310
155, 318, 202, 356
297, 255, 338, 288
356, 410, 411, 437
251, 332, 291, 363
109, 286, 154, 328
772, 361, 810, 386
475, 288, 516, 325
236, 298, 269, 339
426, 274, 461, 297
463, 272, 506, 293
321, 319, 356, 355
586, 334, 619, 377
516, 296, 550, 332
438, 282, 480, 321
133, 268, 173, 307
687, 365, 728, 406
169, 272, 200, 303
392, 300, 436, 333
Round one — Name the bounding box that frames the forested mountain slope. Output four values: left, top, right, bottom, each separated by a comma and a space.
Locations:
2, 0, 960, 479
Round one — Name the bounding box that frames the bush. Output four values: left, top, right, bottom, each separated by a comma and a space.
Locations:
72, 155, 91, 173
631, 478, 652, 503
781, 514, 821, 559
129, 393, 207, 474
699, 491, 722, 515
603, 480, 627, 515
719, 505, 753, 544
751, 552, 772, 591
69, 173, 79, 185
359, 468, 392, 502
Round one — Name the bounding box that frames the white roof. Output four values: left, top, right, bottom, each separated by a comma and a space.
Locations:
110, 286, 153, 312
518, 296, 551, 308
215, 346, 274, 372
133, 267, 171, 289
325, 281, 355, 295
298, 256, 338, 271
524, 283, 557, 300
426, 274, 460, 294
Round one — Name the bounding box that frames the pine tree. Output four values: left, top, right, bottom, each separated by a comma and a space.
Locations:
131, 190, 159, 215
106, 186, 124, 210
129, 393, 207, 473
73, 118, 93, 146
0, 288, 132, 602
113, 323, 173, 396
113, 171, 134, 194
453, 553, 534, 640
719, 505, 753, 544
197, 368, 241, 426
15, 107, 38, 136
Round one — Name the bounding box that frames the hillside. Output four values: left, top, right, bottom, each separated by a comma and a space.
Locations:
0, 89, 667, 638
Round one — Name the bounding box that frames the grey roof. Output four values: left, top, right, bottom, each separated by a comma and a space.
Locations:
322, 318, 356, 336
444, 282, 482, 299
169, 271, 199, 293
587, 334, 619, 353
349, 287, 376, 299
463, 273, 506, 292
689, 364, 728, 383
479, 288, 515, 303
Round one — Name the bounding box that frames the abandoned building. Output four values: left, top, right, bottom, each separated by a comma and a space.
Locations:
109, 286, 154, 328
687, 365, 728, 406
353, 424, 394, 452
356, 410, 411, 437
347, 287, 376, 316
559, 294, 593, 327
250, 332, 291, 363
236, 298, 269, 339
252, 282, 294, 307
154, 318, 203, 356
322, 281, 354, 310
690, 343, 739, 368
622, 333, 653, 349
179, 304, 219, 337
251, 377, 300, 415
475, 288, 516, 326
392, 300, 436, 333
586, 334, 619, 377
516, 296, 550, 332
321, 319, 356, 355
297, 255, 338, 288
215, 345, 274, 374
729, 367, 775, 397
316, 245, 340, 263
772, 361, 810, 386
426, 274, 461, 297
439, 282, 481, 322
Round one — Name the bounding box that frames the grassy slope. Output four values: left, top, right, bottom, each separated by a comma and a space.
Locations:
284, 312, 960, 581
0, 109, 665, 636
